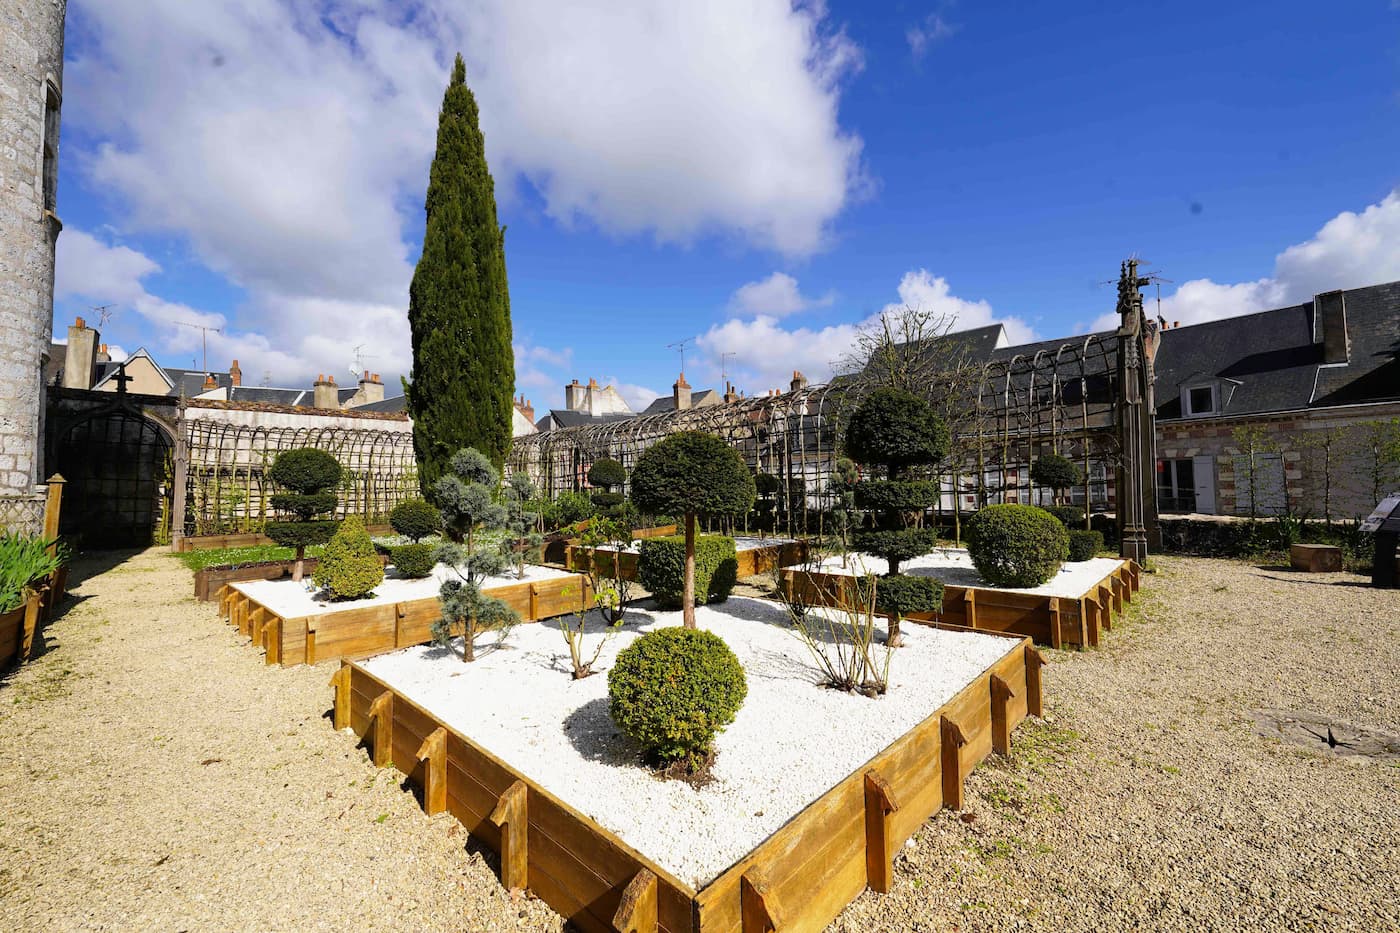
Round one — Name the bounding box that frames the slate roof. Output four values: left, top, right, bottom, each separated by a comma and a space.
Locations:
640, 389, 720, 415
1153, 279, 1400, 419
355, 395, 408, 414
538, 409, 636, 431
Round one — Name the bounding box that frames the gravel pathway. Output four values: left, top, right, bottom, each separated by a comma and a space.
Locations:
1, 550, 1395, 931
0, 548, 562, 932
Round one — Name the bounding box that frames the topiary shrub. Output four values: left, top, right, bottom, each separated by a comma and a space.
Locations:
390, 498, 440, 542
314, 515, 384, 599
391, 542, 437, 578
1067, 529, 1105, 562
1039, 505, 1086, 528
265, 447, 343, 581
1030, 453, 1084, 495
590, 491, 624, 509
434, 448, 505, 551
587, 458, 627, 490
638, 534, 738, 610
608, 627, 747, 770
845, 388, 949, 581
754, 473, 781, 497
630, 432, 756, 628
872, 574, 943, 648
966, 503, 1069, 588
549, 490, 595, 529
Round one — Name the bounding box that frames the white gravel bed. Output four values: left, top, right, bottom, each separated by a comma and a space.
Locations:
230, 562, 574, 618
814, 548, 1123, 598
592, 535, 796, 555
360, 595, 1013, 888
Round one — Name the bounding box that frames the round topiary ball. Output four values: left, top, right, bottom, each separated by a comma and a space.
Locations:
269, 448, 343, 494
608, 627, 747, 769
391, 541, 437, 578
843, 388, 950, 476
390, 498, 441, 542
587, 458, 627, 490
966, 503, 1070, 588
1030, 453, 1084, 492
1067, 529, 1105, 562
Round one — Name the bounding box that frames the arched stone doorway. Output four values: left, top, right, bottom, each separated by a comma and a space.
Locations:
54, 409, 173, 548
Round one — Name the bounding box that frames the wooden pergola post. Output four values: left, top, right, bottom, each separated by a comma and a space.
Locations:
41, 474, 64, 545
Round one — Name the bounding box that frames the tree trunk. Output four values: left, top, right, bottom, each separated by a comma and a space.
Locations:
463, 621, 475, 662
887, 614, 904, 648
682, 511, 697, 629
292, 545, 306, 582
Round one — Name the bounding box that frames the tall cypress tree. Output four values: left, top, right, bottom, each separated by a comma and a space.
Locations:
406, 54, 515, 489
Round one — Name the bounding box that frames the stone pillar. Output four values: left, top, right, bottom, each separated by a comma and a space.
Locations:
0, 0, 67, 497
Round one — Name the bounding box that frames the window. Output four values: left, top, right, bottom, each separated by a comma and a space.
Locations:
1185, 384, 1216, 416
1157, 458, 1197, 513
42, 81, 61, 213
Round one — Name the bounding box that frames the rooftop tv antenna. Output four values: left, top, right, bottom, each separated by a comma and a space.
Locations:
92, 304, 116, 327
169, 320, 223, 374
667, 337, 694, 374
721, 351, 736, 385
349, 344, 378, 380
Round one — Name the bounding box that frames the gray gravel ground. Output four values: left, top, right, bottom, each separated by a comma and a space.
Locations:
1, 551, 1395, 931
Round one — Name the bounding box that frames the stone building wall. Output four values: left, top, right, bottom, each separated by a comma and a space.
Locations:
1156, 401, 1400, 520
0, 0, 66, 500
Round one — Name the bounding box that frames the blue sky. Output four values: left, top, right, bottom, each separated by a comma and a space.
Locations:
54, 1, 1400, 411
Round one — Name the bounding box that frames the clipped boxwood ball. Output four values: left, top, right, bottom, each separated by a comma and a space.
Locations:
391, 541, 437, 578
269, 447, 343, 494
853, 479, 938, 512
638, 535, 738, 609
588, 458, 627, 489
390, 498, 441, 542
1067, 529, 1105, 562
265, 519, 339, 551
590, 490, 625, 509
843, 388, 949, 473
873, 574, 944, 618
608, 627, 747, 767
966, 503, 1069, 587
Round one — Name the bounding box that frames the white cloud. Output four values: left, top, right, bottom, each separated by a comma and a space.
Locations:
882, 269, 1036, 345
729, 272, 834, 317
1092, 190, 1400, 330
64, 0, 866, 386
907, 12, 956, 59
699, 268, 1033, 392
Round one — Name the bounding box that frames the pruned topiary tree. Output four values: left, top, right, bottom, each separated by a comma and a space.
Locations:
587, 458, 628, 513
390, 498, 440, 542
264, 448, 343, 581
434, 447, 506, 551
1031, 452, 1084, 508
629, 432, 756, 629
843, 389, 949, 644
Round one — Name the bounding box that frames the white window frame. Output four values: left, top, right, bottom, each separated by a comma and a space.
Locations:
1183, 382, 1218, 416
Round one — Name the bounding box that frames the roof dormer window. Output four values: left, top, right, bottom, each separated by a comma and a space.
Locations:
1186, 384, 1217, 416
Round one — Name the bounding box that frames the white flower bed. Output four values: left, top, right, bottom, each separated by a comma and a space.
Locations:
360, 595, 1013, 887
229, 562, 574, 618
814, 547, 1123, 599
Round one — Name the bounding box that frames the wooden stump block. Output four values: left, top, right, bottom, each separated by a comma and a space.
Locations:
1289, 543, 1343, 573
612, 869, 658, 933
490, 779, 529, 893
863, 769, 900, 893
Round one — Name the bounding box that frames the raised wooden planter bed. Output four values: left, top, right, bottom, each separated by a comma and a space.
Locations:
0, 588, 46, 670
218, 567, 592, 667
332, 617, 1040, 933
781, 554, 1139, 650
543, 524, 678, 565
565, 537, 808, 583
192, 555, 391, 602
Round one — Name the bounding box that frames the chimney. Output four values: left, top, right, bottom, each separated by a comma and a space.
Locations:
723, 381, 739, 404
673, 372, 692, 410
63, 316, 101, 389
790, 370, 808, 393
356, 370, 384, 405
96, 343, 111, 364
229, 359, 242, 387
515, 394, 535, 423
1314, 290, 1349, 364
202, 373, 218, 391
564, 378, 586, 412
313, 373, 340, 409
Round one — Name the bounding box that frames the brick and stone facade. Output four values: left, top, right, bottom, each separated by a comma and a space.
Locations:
0, 0, 66, 503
